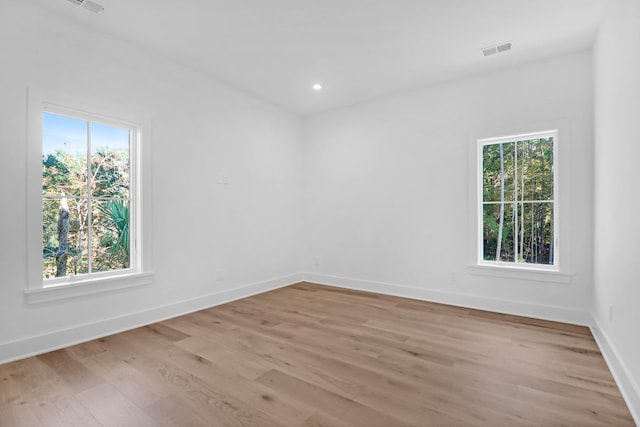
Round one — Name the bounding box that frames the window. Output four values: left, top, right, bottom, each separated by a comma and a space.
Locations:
478, 130, 557, 269
41, 108, 137, 282
26, 93, 152, 303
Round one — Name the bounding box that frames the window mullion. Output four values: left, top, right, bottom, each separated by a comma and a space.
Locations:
512, 147, 516, 263
519, 141, 525, 262
87, 121, 92, 274
129, 129, 135, 267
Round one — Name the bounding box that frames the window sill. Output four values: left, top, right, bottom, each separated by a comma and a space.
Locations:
25, 272, 153, 304
467, 264, 571, 284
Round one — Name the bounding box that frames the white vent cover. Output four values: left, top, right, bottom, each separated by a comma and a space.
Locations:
482, 42, 512, 57
66, 0, 104, 14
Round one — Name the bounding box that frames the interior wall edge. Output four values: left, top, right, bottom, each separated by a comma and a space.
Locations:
590, 316, 640, 426
0, 273, 304, 365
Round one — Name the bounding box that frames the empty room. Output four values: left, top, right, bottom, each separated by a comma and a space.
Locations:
1, 0, 639, 425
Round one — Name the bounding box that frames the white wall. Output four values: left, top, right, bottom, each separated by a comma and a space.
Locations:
0, 2, 303, 360
303, 52, 595, 322
593, 0, 640, 419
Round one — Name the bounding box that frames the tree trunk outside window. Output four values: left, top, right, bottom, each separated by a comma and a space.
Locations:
56, 197, 70, 277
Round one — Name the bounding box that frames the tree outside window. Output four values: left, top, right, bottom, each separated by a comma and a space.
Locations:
42, 112, 132, 279
480, 131, 556, 267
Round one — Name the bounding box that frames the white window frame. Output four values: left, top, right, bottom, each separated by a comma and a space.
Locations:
42, 105, 139, 283
26, 89, 153, 303
467, 121, 572, 284
477, 130, 559, 271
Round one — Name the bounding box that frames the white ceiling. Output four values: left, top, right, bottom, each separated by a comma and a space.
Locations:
39, 0, 607, 115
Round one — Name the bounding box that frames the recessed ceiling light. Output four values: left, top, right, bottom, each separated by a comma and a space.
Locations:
312, 83, 322, 91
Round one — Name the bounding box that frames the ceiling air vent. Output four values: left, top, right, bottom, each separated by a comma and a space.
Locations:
66, 0, 104, 14
482, 42, 512, 57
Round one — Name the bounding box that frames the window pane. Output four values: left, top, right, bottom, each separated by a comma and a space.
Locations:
91, 123, 130, 198
42, 197, 88, 278
91, 199, 130, 272
520, 138, 554, 202
520, 202, 554, 265
482, 202, 516, 262
42, 199, 60, 279
482, 144, 501, 202
482, 142, 515, 202
42, 113, 88, 197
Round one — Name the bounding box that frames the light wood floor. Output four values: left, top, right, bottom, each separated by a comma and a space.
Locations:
0, 282, 635, 426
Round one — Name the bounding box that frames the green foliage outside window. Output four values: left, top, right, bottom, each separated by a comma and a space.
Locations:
42, 112, 131, 279
482, 136, 554, 265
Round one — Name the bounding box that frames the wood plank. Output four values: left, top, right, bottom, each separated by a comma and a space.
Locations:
256, 369, 408, 427
0, 401, 43, 427
299, 412, 353, 427
81, 350, 172, 408
37, 350, 104, 394
30, 395, 102, 427
124, 350, 290, 427
64, 337, 113, 361
76, 383, 158, 427
143, 395, 211, 427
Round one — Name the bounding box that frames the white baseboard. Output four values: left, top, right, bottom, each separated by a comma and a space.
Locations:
590, 319, 640, 426
0, 273, 304, 365
303, 273, 592, 325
